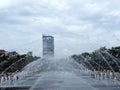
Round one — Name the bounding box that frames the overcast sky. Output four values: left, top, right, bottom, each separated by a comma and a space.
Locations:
0, 0, 120, 57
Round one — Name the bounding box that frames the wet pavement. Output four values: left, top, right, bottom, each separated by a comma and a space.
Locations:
29, 71, 120, 90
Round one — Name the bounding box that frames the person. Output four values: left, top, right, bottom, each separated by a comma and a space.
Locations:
1, 75, 4, 84
106, 70, 110, 80
110, 70, 113, 79
10, 74, 14, 85
102, 70, 105, 80
15, 70, 19, 80
16, 75, 19, 80
3, 74, 6, 82
6, 73, 9, 81
93, 69, 97, 78
0, 75, 1, 84
98, 71, 101, 80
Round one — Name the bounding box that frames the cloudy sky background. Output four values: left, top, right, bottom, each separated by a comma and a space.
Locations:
0, 0, 120, 57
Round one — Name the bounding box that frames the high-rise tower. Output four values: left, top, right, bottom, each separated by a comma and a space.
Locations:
42, 35, 54, 57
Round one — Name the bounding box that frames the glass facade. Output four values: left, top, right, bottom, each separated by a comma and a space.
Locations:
42, 35, 54, 57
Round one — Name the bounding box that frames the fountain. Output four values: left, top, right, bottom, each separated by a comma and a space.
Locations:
0, 56, 120, 90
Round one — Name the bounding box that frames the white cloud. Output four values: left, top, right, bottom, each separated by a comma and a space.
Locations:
0, 0, 12, 8
47, 0, 70, 11
0, 0, 120, 57
65, 24, 93, 32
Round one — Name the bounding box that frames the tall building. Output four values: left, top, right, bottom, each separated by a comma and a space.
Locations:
42, 35, 54, 57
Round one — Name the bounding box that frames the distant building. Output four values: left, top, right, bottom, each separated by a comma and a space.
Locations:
27, 52, 33, 57
7, 51, 18, 56
0, 50, 6, 54
42, 35, 54, 57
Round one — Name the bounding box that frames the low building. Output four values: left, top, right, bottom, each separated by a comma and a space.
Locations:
7, 51, 18, 56
0, 50, 6, 54
27, 52, 33, 57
